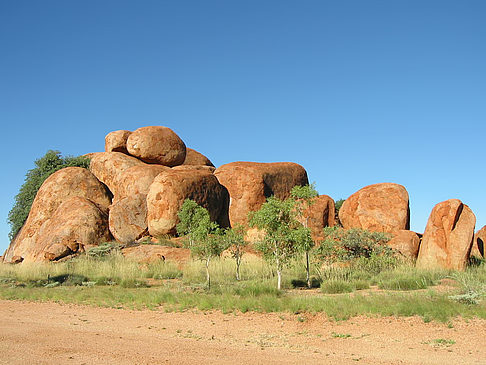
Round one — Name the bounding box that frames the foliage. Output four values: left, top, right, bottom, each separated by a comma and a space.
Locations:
7, 150, 91, 240
222, 224, 248, 280
249, 195, 311, 289
316, 227, 392, 264
86, 242, 121, 258
177, 199, 228, 288
334, 199, 345, 214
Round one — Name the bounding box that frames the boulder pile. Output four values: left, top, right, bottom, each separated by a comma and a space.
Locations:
2, 126, 480, 270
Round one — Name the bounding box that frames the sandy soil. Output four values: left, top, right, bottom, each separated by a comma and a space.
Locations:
1, 300, 485, 364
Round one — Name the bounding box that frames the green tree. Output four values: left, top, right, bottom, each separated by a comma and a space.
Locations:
177, 199, 228, 289
7, 150, 90, 240
223, 224, 247, 281
249, 196, 309, 290
291, 184, 319, 288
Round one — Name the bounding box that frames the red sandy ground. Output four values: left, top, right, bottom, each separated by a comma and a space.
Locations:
0, 300, 485, 364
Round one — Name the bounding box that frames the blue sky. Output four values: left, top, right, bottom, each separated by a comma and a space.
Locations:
1, 0, 485, 254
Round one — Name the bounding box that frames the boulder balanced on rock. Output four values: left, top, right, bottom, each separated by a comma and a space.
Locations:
417, 199, 476, 271
339, 183, 410, 234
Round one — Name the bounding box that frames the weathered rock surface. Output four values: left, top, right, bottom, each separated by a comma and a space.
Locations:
121, 244, 190, 265
339, 183, 410, 234
117, 165, 170, 200
105, 130, 132, 153
109, 194, 148, 244
89, 152, 145, 199
300, 195, 336, 241
183, 148, 214, 167
214, 162, 309, 226
147, 169, 230, 236
37, 197, 111, 261
126, 126, 186, 166
387, 230, 420, 259
173, 165, 216, 173
3, 168, 112, 263
471, 225, 486, 259
417, 199, 476, 271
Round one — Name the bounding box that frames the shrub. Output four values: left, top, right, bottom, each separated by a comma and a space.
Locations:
317, 227, 393, 264
8, 150, 91, 240
321, 279, 354, 294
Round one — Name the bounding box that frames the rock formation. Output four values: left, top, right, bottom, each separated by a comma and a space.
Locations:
105, 130, 132, 153
387, 230, 420, 259
147, 169, 230, 236
183, 148, 214, 167
416, 199, 476, 271
126, 126, 186, 166
339, 183, 410, 234
214, 161, 309, 226
3, 167, 111, 262
471, 225, 485, 259
299, 195, 336, 241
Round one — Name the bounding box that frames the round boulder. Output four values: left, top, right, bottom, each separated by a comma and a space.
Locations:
126, 126, 186, 166
387, 230, 420, 259
183, 148, 214, 167
472, 226, 486, 259
417, 199, 476, 271
3, 167, 112, 263
109, 194, 148, 244
339, 183, 410, 234
105, 130, 132, 153
147, 169, 230, 236
117, 164, 170, 200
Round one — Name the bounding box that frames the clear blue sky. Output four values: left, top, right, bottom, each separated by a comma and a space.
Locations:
1, 0, 485, 254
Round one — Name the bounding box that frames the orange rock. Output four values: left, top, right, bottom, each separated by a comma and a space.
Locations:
105, 130, 132, 153
173, 165, 216, 173
89, 152, 145, 199
109, 194, 148, 244
471, 225, 486, 259
126, 126, 186, 166
183, 148, 214, 167
121, 244, 190, 265
37, 197, 111, 261
299, 195, 336, 241
387, 230, 420, 259
339, 183, 410, 234
3, 167, 112, 263
147, 169, 230, 236
117, 164, 170, 201
214, 161, 309, 226
417, 199, 476, 271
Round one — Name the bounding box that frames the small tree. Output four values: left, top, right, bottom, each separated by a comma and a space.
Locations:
177, 199, 227, 289
249, 196, 307, 290
8, 150, 90, 240
223, 224, 247, 281
291, 184, 319, 288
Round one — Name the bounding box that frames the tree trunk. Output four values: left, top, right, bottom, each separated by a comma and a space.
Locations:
306, 251, 311, 288
277, 269, 282, 290
236, 256, 241, 281
205, 257, 211, 290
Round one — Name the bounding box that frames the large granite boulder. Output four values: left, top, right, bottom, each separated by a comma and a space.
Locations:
214, 161, 309, 226
3, 167, 112, 263
471, 225, 486, 259
105, 130, 132, 153
339, 183, 410, 234
89, 152, 145, 199
117, 164, 170, 200
387, 230, 420, 259
37, 197, 111, 261
109, 194, 148, 244
299, 195, 336, 241
147, 169, 230, 236
121, 244, 191, 265
183, 148, 214, 167
417, 199, 476, 271
126, 126, 186, 166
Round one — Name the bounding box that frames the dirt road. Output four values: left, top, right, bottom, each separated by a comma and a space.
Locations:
0, 300, 485, 364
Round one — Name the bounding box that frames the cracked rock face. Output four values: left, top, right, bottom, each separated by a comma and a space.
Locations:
339, 183, 410, 234
417, 199, 476, 271
472, 226, 486, 259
